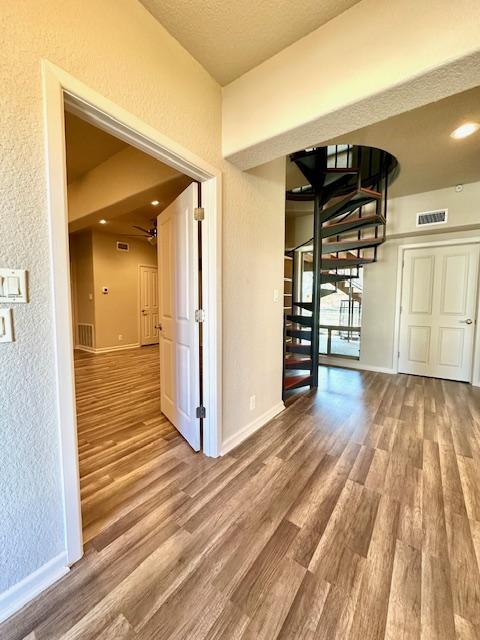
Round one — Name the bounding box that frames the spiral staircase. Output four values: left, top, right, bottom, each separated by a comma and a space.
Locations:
283, 144, 399, 396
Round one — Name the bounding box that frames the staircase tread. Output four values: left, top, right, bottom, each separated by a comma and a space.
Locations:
322, 237, 383, 254
324, 213, 385, 231
283, 373, 312, 390
320, 187, 382, 223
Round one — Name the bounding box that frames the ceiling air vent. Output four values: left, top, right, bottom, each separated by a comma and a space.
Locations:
416, 209, 448, 227
116, 241, 129, 252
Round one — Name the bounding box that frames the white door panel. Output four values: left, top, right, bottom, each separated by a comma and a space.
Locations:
409, 255, 434, 314
157, 183, 200, 451
140, 265, 159, 345
399, 244, 479, 381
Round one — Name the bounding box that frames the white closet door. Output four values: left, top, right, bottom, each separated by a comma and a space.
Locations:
399, 244, 479, 381
140, 265, 159, 346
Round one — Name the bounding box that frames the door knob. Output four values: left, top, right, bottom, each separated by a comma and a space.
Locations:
461, 318, 473, 324
155, 323, 163, 330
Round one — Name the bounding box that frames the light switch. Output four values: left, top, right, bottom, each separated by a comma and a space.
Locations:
0, 269, 27, 303
7, 276, 20, 295
0, 309, 14, 343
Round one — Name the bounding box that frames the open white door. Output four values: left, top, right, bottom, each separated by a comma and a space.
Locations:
157, 183, 201, 451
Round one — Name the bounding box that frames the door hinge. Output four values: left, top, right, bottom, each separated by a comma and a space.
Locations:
195, 309, 205, 322
196, 405, 206, 419
194, 207, 205, 221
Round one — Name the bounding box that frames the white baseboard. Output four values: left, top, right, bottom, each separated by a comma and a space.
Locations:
75, 342, 140, 354
319, 356, 396, 375
74, 344, 95, 353
221, 401, 285, 455
0, 552, 69, 624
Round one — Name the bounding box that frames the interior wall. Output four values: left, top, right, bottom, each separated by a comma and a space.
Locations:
67, 146, 183, 223
69, 232, 95, 326
91, 231, 157, 350
286, 181, 480, 371
0, 0, 286, 594
222, 0, 480, 168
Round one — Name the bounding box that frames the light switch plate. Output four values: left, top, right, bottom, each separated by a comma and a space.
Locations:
0, 268, 28, 303
0, 309, 14, 343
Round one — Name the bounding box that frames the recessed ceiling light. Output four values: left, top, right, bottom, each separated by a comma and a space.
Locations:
151, 200, 160, 206
99, 219, 107, 224
450, 122, 480, 139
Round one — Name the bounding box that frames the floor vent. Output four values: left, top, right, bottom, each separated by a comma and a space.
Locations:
78, 323, 94, 349
416, 209, 448, 227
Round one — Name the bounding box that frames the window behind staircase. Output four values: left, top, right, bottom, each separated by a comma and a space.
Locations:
299, 250, 362, 359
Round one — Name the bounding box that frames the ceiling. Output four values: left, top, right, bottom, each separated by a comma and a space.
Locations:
64, 112, 128, 183
74, 174, 193, 237
139, 0, 362, 85
65, 113, 192, 238
286, 85, 480, 208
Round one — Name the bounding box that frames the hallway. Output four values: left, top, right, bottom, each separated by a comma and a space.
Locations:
2, 366, 480, 639
74, 346, 180, 543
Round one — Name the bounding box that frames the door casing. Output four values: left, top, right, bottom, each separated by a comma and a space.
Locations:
42, 60, 222, 568
393, 237, 480, 386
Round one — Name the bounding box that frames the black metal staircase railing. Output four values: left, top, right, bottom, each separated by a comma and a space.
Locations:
283, 144, 398, 395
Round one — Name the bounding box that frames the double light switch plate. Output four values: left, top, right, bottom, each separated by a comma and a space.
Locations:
0, 268, 28, 303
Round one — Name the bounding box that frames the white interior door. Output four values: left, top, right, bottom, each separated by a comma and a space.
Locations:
157, 183, 200, 451
398, 244, 480, 381
140, 265, 159, 346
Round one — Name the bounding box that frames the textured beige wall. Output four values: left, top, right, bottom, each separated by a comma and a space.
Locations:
70, 230, 158, 349
0, 0, 285, 592
69, 232, 95, 326
67, 146, 181, 223
92, 232, 157, 349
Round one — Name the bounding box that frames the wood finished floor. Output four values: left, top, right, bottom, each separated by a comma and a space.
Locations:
74, 345, 174, 543
2, 354, 480, 639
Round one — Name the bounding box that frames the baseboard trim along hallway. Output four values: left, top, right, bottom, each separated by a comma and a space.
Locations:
318, 356, 396, 375
0, 553, 69, 624
75, 343, 140, 354
221, 401, 286, 455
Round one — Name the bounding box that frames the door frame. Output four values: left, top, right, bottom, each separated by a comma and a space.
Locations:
393, 236, 480, 385
138, 264, 159, 346
42, 60, 222, 567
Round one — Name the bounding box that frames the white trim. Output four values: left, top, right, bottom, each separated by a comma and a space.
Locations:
75, 342, 140, 354
41, 60, 223, 579
319, 356, 395, 375
393, 236, 480, 382
0, 553, 69, 624
221, 402, 285, 455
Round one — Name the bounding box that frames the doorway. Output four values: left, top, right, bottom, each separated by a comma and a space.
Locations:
43, 61, 222, 566
398, 242, 480, 381
66, 114, 204, 542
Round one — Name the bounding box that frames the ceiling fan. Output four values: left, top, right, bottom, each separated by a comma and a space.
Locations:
119, 220, 157, 245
